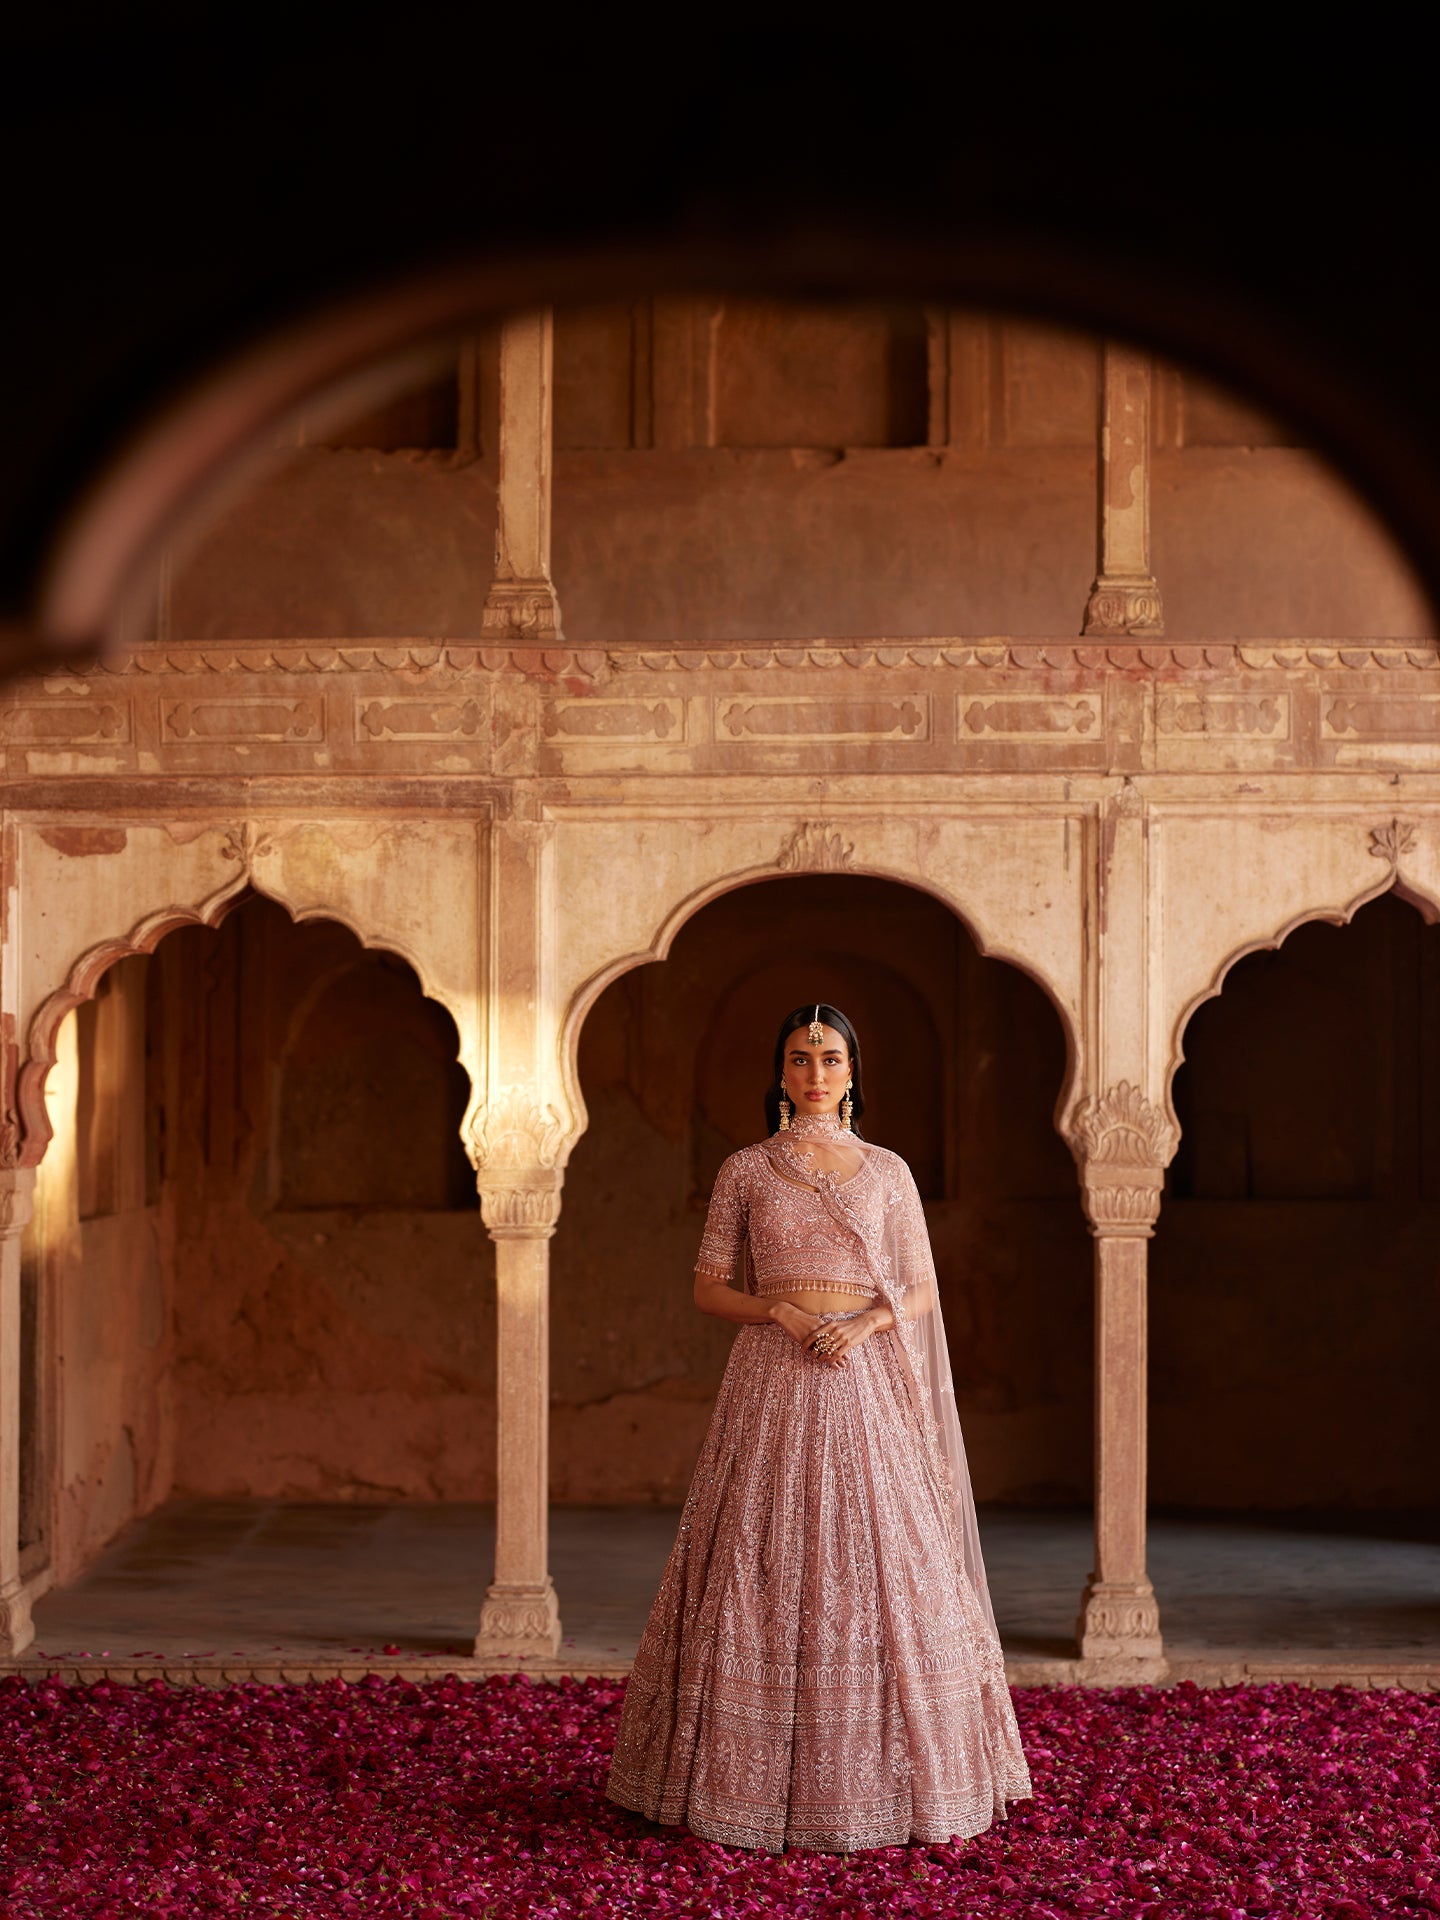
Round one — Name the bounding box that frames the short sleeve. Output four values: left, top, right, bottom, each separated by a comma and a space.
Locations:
695, 1152, 750, 1280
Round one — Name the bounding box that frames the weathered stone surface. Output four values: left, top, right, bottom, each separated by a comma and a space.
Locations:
4, 299, 1439, 1674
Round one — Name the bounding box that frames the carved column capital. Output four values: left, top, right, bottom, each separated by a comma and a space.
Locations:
0, 1167, 36, 1236
1068, 1082, 1175, 1238
477, 1171, 562, 1239
470, 1088, 566, 1239
480, 580, 564, 646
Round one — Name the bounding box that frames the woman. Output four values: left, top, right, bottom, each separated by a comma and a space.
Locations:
605, 1003, 1033, 1853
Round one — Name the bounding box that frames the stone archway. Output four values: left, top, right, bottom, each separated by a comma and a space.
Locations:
1147, 887, 1440, 1655
0, 815, 487, 1658
546, 869, 1087, 1636
13, 892, 484, 1648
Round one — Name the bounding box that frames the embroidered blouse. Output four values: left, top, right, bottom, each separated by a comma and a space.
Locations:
695, 1140, 886, 1300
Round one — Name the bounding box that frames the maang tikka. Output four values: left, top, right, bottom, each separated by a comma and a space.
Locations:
807, 1004, 825, 1045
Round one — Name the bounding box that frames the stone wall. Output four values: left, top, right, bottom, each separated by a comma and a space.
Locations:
164, 307, 1427, 646
153, 900, 492, 1506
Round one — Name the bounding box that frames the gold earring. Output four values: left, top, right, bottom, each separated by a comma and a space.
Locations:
778, 1086, 792, 1130
840, 1082, 853, 1131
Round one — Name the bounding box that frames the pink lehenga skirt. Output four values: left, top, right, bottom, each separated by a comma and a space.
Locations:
605, 1310, 1033, 1853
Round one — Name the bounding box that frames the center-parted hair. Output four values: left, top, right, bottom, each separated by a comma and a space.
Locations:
764, 1002, 866, 1138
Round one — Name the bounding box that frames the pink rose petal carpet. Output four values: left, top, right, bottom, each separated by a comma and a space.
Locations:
1, 1673, 1437, 1916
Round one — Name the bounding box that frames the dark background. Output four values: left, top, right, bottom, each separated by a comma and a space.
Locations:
4, 14, 1439, 627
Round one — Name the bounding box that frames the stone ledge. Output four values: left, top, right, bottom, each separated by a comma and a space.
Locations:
25, 638, 1440, 681
5, 1650, 1438, 1691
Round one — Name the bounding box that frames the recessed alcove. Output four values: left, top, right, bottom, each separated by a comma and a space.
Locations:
20, 895, 488, 1596
1150, 889, 1440, 1652
552, 874, 1091, 1516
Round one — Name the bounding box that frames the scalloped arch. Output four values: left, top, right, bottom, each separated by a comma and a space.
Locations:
556, 854, 1081, 1162
14, 878, 468, 1167
1164, 869, 1440, 1125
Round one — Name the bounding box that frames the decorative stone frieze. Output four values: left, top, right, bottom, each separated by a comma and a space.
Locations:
163, 697, 322, 742
1155, 694, 1287, 737
961, 694, 1100, 737
0, 700, 130, 742
358, 697, 484, 741
17, 636, 1440, 686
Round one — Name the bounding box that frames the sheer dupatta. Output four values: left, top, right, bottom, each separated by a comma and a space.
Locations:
756, 1132, 1000, 1642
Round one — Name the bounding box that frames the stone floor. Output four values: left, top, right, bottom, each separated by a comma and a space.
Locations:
13, 1500, 1440, 1688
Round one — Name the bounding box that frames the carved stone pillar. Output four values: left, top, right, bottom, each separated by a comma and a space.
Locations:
0, 1167, 36, 1656
473, 1096, 565, 1659
1082, 342, 1164, 636
481, 309, 563, 645
1069, 1084, 1173, 1668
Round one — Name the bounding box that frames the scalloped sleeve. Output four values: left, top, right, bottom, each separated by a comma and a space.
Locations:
695, 1152, 750, 1281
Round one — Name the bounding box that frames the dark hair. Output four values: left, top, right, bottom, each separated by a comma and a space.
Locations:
764, 1003, 866, 1138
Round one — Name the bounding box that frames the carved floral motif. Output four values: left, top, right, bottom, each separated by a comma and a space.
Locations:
469, 1088, 568, 1237
776, 821, 855, 873
1068, 1082, 1175, 1237
1368, 817, 1418, 865
469, 1089, 566, 1171
220, 823, 276, 872
1069, 1082, 1176, 1168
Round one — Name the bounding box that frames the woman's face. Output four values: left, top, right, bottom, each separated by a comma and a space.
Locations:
781, 1024, 852, 1115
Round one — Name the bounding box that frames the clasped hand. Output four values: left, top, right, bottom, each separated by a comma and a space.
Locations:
771, 1303, 877, 1368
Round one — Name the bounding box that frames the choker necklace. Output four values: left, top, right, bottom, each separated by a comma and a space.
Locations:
787, 1111, 845, 1136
